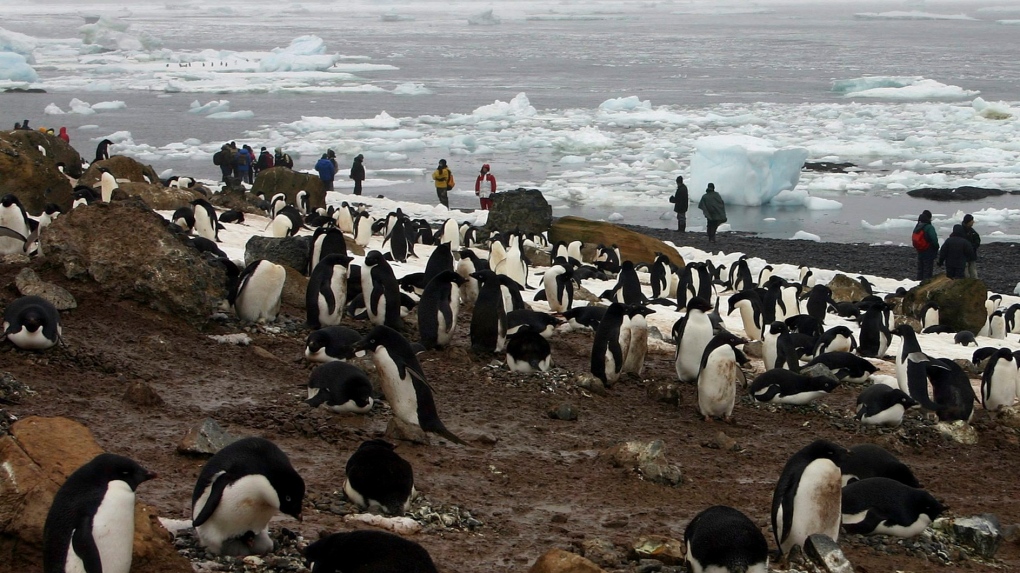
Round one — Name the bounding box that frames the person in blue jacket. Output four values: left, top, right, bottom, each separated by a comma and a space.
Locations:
315, 154, 336, 191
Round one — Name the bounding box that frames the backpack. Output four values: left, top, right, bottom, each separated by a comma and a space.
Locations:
212, 151, 223, 166
447, 171, 455, 190
912, 228, 930, 251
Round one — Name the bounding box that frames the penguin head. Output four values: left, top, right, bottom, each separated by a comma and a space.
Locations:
767, 321, 787, 335
269, 467, 305, 521
1, 194, 21, 208
364, 250, 386, 268
686, 296, 713, 314
19, 308, 45, 332
922, 496, 947, 521
355, 325, 400, 354
893, 324, 917, 338
91, 453, 157, 491
799, 439, 850, 465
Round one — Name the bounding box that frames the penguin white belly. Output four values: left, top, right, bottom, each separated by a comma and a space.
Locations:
304, 347, 336, 363
773, 390, 826, 406
373, 348, 420, 425
782, 458, 841, 554
355, 222, 372, 247
193, 474, 280, 555
859, 403, 905, 427
69, 480, 135, 573
328, 396, 374, 414
318, 270, 347, 327
735, 301, 761, 340
236, 263, 285, 323
676, 315, 712, 382
827, 335, 852, 354
269, 215, 292, 238
780, 289, 800, 319
337, 211, 353, 234
0, 215, 29, 254
986, 367, 1017, 411
6, 325, 58, 350
990, 316, 1006, 339
603, 349, 620, 384
895, 354, 908, 394
543, 269, 566, 312
436, 292, 459, 346
871, 374, 898, 388
763, 335, 779, 371
697, 347, 738, 419
872, 514, 933, 538
622, 320, 648, 375
194, 215, 216, 241
877, 331, 891, 357
688, 562, 767, 573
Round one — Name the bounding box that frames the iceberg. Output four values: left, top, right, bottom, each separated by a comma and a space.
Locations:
468, 9, 501, 25
688, 135, 808, 207
259, 36, 337, 73
834, 76, 978, 100
0, 52, 38, 83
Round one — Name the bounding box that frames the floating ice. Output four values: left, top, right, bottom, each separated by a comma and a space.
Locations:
972, 97, 1014, 120
259, 36, 338, 73
791, 231, 821, 242
607, 212, 624, 222
468, 9, 501, 25
393, 82, 432, 96
190, 99, 232, 115
208, 110, 254, 120
79, 17, 162, 52
854, 11, 976, 21
689, 135, 808, 207
836, 77, 978, 100
0, 52, 38, 82
0, 27, 38, 59
599, 96, 652, 112
91, 100, 126, 111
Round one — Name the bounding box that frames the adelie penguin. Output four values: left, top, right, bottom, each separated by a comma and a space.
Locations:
674, 297, 715, 383
361, 250, 403, 330
190, 198, 219, 241
804, 351, 877, 383
981, 346, 1018, 411
507, 309, 562, 338
356, 325, 466, 445
906, 353, 975, 423
771, 439, 849, 556
856, 384, 917, 428
621, 305, 654, 376
750, 370, 839, 406
418, 270, 467, 349
539, 256, 575, 312
470, 269, 507, 354
858, 302, 893, 358
562, 305, 607, 331
306, 361, 374, 414
841, 478, 945, 538
304, 530, 438, 573
0, 193, 34, 255
191, 437, 305, 556
506, 324, 552, 373
697, 331, 748, 422
3, 295, 62, 350
305, 325, 362, 362
306, 254, 353, 329
590, 302, 629, 386
762, 321, 799, 371
43, 454, 157, 573
813, 325, 857, 356
307, 226, 348, 275
684, 505, 769, 573
231, 260, 286, 323
839, 443, 920, 488
343, 439, 415, 515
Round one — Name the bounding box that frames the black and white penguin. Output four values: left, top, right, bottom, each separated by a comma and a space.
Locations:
591, 302, 629, 386
308, 226, 348, 275
988, 309, 1007, 340
920, 302, 940, 330
456, 249, 487, 305
762, 321, 799, 371
839, 443, 920, 487
231, 260, 286, 323
893, 324, 924, 394
813, 325, 856, 357
496, 274, 527, 316
343, 439, 414, 515
37, 203, 63, 230
562, 305, 608, 331
437, 217, 460, 252
383, 216, 413, 263
678, 262, 713, 309
361, 250, 402, 330
3, 295, 62, 351
190, 198, 219, 241
771, 439, 849, 555
270, 205, 303, 238
804, 284, 834, 324
295, 190, 309, 215
268, 193, 287, 218
610, 261, 646, 305
334, 202, 355, 234
841, 478, 945, 538
541, 257, 575, 312
728, 256, 754, 293
72, 185, 99, 209
905, 353, 975, 422
423, 241, 454, 288
858, 302, 893, 358
954, 331, 977, 346
43, 453, 156, 573
683, 505, 768, 573
354, 211, 374, 248
750, 370, 839, 405
757, 264, 774, 287
171, 206, 196, 233
305, 325, 362, 363
507, 309, 562, 339
506, 325, 552, 373
306, 254, 353, 329
98, 167, 117, 203
785, 314, 823, 338
621, 305, 654, 376
191, 437, 304, 556
0, 194, 33, 255
304, 530, 438, 573
981, 347, 1018, 411
804, 352, 877, 383
697, 331, 747, 421
799, 264, 816, 289
356, 325, 466, 444
418, 270, 467, 349
856, 384, 917, 427
674, 297, 716, 383
305, 361, 374, 414
727, 290, 764, 340
470, 269, 507, 354
649, 253, 673, 299
593, 243, 621, 274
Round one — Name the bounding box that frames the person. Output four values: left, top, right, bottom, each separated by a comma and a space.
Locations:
256, 147, 274, 173
213, 144, 233, 182
242, 145, 256, 183
275, 147, 293, 169
349, 154, 365, 195
475, 163, 496, 210
57, 127, 70, 144
20, 119, 29, 130
697, 183, 726, 243
432, 159, 453, 208
235, 147, 252, 185
912, 210, 939, 281
669, 175, 689, 232
937, 224, 976, 279
315, 153, 336, 191
961, 213, 980, 278
13, 122, 20, 130
327, 149, 338, 174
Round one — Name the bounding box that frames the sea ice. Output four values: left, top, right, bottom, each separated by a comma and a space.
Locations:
259, 36, 337, 73
688, 135, 808, 207
0, 51, 38, 82
791, 231, 821, 242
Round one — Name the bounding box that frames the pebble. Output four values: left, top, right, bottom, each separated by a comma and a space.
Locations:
548, 403, 579, 421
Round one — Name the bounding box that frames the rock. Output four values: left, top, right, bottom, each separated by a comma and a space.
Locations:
901, 275, 987, 333
602, 440, 683, 487
954, 358, 982, 376
804, 534, 853, 573
178, 418, 239, 456
0, 416, 190, 572
907, 186, 1009, 202
934, 515, 1002, 558
122, 381, 164, 407
209, 191, 271, 215
804, 161, 856, 173
573, 285, 601, 304
580, 538, 623, 568
629, 535, 684, 565
525, 245, 552, 267
704, 431, 740, 452
742, 340, 763, 358
936, 420, 978, 445
79, 155, 161, 188
250, 166, 326, 211
574, 373, 607, 396
385, 416, 431, 445
486, 188, 552, 235
799, 363, 839, 383
0, 130, 75, 213
646, 382, 682, 406
550, 217, 684, 268
996, 406, 1020, 429
281, 265, 309, 308
245, 235, 311, 276
44, 200, 226, 326
530, 548, 608, 573
13, 267, 77, 310
635, 559, 664, 573
0, 372, 31, 404
115, 182, 203, 210
827, 274, 868, 303
548, 403, 578, 421
250, 346, 282, 362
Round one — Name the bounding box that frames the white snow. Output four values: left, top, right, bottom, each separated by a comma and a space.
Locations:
689, 135, 809, 206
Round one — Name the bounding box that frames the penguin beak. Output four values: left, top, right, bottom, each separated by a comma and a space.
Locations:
144, 470, 158, 482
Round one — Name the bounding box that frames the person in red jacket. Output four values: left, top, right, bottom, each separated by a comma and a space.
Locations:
475, 163, 496, 210
57, 127, 70, 143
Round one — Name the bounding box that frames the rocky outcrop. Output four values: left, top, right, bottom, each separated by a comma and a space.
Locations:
44, 199, 226, 326
0, 130, 75, 214
529, 549, 607, 573
0, 416, 190, 573
486, 188, 552, 235
907, 186, 1011, 202
901, 275, 987, 332
210, 190, 270, 215
550, 216, 685, 268
115, 182, 203, 210
14, 267, 77, 310
245, 235, 311, 275
3, 129, 83, 178
79, 155, 160, 188
250, 167, 326, 211
827, 274, 869, 303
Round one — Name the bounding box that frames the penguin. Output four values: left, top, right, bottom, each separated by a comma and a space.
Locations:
750, 370, 839, 405
813, 325, 856, 357
541, 257, 574, 312
506, 309, 561, 338
506, 325, 552, 373
3, 295, 62, 350
42, 453, 156, 573
855, 384, 918, 427
269, 193, 287, 218
190, 198, 219, 242
488, 238, 507, 274
562, 305, 607, 331
456, 249, 487, 305
785, 314, 823, 338
343, 439, 414, 515
839, 443, 920, 487
762, 321, 799, 371
171, 206, 196, 233
674, 297, 715, 383
728, 256, 754, 293
361, 250, 402, 330
727, 290, 764, 340
593, 243, 621, 274
678, 262, 713, 309
590, 302, 629, 386
804, 352, 877, 383
841, 478, 945, 538
305, 325, 362, 363
621, 305, 654, 377
893, 324, 924, 394
334, 202, 355, 234
683, 505, 768, 573
217, 209, 244, 225
383, 216, 412, 263
771, 439, 848, 556
438, 217, 460, 252
98, 167, 117, 202
417, 270, 467, 349
191, 437, 304, 556
858, 302, 893, 358
1005, 303, 1020, 334
988, 309, 1007, 340
355, 325, 466, 444
920, 302, 940, 330
495, 239, 528, 288
0, 194, 33, 255
804, 284, 835, 324
799, 265, 816, 289
37, 203, 63, 229
423, 241, 454, 288
470, 270, 507, 354
353, 211, 374, 248
981, 347, 1018, 411
611, 261, 646, 305
566, 239, 583, 264
954, 331, 977, 346
305, 361, 374, 414
306, 254, 353, 329
295, 190, 309, 215
777, 279, 802, 321
649, 253, 673, 299
308, 226, 348, 275
270, 205, 303, 238
905, 353, 976, 422
496, 274, 526, 315
756, 264, 774, 287
303, 530, 438, 573
697, 331, 748, 421
231, 260, 286, 323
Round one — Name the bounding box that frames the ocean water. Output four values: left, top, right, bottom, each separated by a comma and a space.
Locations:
3, 0, 1020, 243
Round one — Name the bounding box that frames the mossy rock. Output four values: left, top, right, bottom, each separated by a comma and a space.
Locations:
549, 216, 684, 268
901, 275, 987, 332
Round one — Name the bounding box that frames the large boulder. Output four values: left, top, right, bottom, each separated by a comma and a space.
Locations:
907, 186, 1009, 202
79, 155, 160, 188
0, 130, 75, 214
210, 190, 270, 215
486, 188, 552, 235
115, 182, 204, 210
0, 416, 191, 573
550, 216, 685, 268
245, 235, 311, 275
901, 275, 987, 332
44, 199, 226, 326
251, 167, 326, 211
3, 129, 84, 178
827, 273, 869, 303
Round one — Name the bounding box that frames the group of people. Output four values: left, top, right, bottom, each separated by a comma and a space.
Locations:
214, 142, 293, 184
913, 210, 980, 281
315, 151, 367, 195
431, 159, 497, 210
11, 120, 70, 144
670, 176, 727, 242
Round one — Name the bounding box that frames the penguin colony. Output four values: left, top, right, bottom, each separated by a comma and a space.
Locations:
5, 181, 1020, 572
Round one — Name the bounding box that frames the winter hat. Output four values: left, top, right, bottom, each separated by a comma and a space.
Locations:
952, 224, 965, 236
355, 154, 363, 160
481, 163, 490, 172
918, 210, 932, 222
963, 213, 974, 224
261, 147, 267, 152
439, 159, 447, 166
676, 175, 684, 183
707, 183, 715, 190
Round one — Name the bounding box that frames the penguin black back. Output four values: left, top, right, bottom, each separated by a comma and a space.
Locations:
304, 530, 438, 573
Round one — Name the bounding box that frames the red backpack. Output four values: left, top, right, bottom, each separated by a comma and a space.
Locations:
911, 228, 930, 251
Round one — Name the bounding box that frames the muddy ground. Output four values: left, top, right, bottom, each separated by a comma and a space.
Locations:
3, 231, 1020, 572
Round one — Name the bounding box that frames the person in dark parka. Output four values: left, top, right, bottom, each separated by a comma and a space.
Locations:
937, 224, 976, 279
961, 213, 980, 278
350, 154, 365, 196
697, 182, 726, 242
315, 154, 336, 191
669, 175, 689, 233
913, 210, 939, 281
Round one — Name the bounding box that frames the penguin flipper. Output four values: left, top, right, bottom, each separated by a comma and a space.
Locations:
71, 516, 103, 573
772, 470, 801, 553
193, 473, 234, 527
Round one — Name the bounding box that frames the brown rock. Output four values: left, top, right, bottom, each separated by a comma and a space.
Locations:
79, 155, 160, 188
827, 274, 868, 303
122, 381, 165, 407
251, 167, 326, 211
177, 418, 239, 456
550, 216, 684, 268
630, 534, 685, 565
646, 382, 682, 406
580, 538, 623, 568
209, 191, 271, 215
385, 416, 431, 445
901, 275, 987, 332
14, 267, 77, 310
529, 548, 607, 573
115, 181, 203, 210
282, 265, 309, 309
0, 130, 75, 214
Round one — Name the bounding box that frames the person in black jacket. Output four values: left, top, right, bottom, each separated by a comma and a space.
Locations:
961, 213, 980, 278
668, 175, 688, 232
350, 154, 365, 195
937, 224, 977, 279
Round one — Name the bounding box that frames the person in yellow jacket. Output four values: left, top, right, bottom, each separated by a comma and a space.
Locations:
432, 159, 453, 208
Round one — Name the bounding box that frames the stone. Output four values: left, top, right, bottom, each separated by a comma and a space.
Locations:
0, 372, 31, 404
486, 188, 552, 235
602, 440, 682, 486
580, 538, 623, 568
799, 363, 839, 383
245, 235, 311, 276
13, 267, 77, 310
907, 186, 1008, 202
629, 535, 684, 566
646, 382, 682, 406
704, 431, 740, 452
996, 406, 1020, 429
122, 381, 164, 407
0, 130, 75, 214
742, 340, 763, 358
0, 416, 190, 572
827, 274, 868, 303
79, 155, 161, 189
635, 559, 664, 573
901, 275, 987, 333
548, 403, 579, 421
524, 245, 552, 267
114, 181, 204, 210
934, 515, 1002, 558
574, 373, 607, 396
209, 191, 271, 215
281, 265, 309, 309
178, 418, 239, 456
529, 548, 608, 573
936, 420, 978, 445
250, 166, 326, 211
44, 200, 226, 326
804, 534, 853, 573
550, 217, 684, 268
385, 416, 430, 445
573, 286, 601, 304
